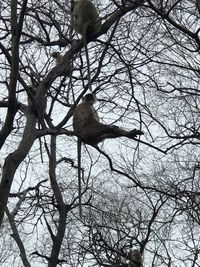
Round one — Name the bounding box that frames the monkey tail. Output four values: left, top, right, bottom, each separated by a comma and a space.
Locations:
82, 22, 92, 92
77, 138, 82, 218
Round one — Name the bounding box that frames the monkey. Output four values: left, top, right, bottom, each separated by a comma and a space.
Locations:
73, 93, 143, 217
51, 51, 71, 76
71, 0, 101, 91
128, 249, 143, 267
73, 93, 143, 146
71, 0, 101, 36
26, 85, 47, 163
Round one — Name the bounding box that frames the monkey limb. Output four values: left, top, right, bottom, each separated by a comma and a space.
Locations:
73, 94, 143, 146
75, 122, 143, 146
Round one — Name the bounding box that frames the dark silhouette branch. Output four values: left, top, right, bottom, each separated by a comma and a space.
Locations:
0, 0, 28, 149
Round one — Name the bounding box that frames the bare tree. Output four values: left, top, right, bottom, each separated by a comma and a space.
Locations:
0, 0, 200, 266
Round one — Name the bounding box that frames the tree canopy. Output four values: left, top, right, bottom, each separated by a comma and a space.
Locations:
0, 0, 200, 266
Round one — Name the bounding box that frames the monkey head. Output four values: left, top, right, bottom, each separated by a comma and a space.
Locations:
71, 0, 76, 11
71, 0, 80, 12
51, 51, 60, 59
82, 93, 97, 104
51, 52, 63, 64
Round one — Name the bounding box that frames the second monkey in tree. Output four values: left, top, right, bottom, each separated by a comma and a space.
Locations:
73, 93, 143, 146
71, 0, 102, 91
73, 93, 143, 217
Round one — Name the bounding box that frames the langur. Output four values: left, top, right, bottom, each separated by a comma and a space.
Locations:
73, 93, 143, 217
73, 93, 143, 146
128, 249, 143, 267
51, 51, 71, 76
27, 86, 47, 163
71, 0, 101, 91
71, 0, 101, 36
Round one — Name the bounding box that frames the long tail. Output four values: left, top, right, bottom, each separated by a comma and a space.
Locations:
82, 22, 92, 92
77, 138, 82, 218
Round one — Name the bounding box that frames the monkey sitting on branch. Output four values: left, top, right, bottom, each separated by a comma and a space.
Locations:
51, 51, 71, 76
73, 93, 143, 217
71, 0, 102, 92
71, 0, 101, 37
73, 93, 143, 146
